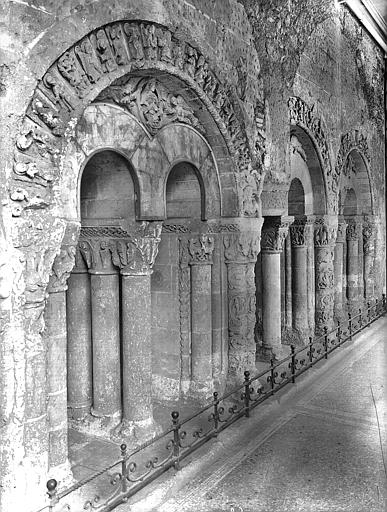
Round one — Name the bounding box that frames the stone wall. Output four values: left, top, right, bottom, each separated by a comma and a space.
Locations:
0, 0, 385, 510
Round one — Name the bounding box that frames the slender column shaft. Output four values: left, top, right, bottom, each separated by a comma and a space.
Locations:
285, 234, 292, 328
90, 271, 121, 417
292, 246, 308, 333
262, 252, 282, 353
306, 229, 315, 333
363, 217, 375, 300
346, 218, 361, 309
66, 268, 92, 420
121, 273, 152, 423
191, 264, 212, 389
211, 234, 222, 380
334, 218, 346, 321
46, 290, 68, 467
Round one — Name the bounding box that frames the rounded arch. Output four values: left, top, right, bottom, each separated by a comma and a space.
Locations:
11, 19, 265, 221
288, 97, 334, 214
288, 177, 305, 216
289, 127, 324, 215
165, 161, 204, 220
336, 130, 374, 215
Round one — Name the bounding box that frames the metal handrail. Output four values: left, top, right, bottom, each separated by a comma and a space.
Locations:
38, 295, 386, 512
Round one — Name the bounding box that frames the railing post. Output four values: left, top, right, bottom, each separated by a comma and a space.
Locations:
358, 307, 362, 330
121, 443, 128, 494
366, 302, 371, 326
348, 311, 352, 341
337, 320, 341, 345
290, 345, 296, 383
171, 411, 181, 470
308, 336, 313, 364
46, 479, 58, 511
244, 371, 251, 418
269, 359, 275, 392
383, 293, 386, 312
323, 326, 328, 359
212, 391, 219, 436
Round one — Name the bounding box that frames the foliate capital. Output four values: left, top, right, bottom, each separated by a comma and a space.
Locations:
346, 216, 362, 242
289, 216, 314, 247
188, 234, 214, 264
336, 216, 347, 244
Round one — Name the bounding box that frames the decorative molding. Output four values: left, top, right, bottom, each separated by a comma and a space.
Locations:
162, 224, 190, 233
335, 130, 371, 179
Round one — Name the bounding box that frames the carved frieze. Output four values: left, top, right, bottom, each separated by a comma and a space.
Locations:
261, 217, 292, 253
188, 235, 214, 264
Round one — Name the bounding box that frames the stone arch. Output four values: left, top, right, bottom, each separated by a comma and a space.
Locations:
335, 130, 374, 215
11, 19, 264, 226
288, 97, 334, 213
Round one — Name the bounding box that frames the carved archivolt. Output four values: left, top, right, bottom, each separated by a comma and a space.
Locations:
12, 20, 265, 218
288, 97, 335, 212
335, 130, 371, 179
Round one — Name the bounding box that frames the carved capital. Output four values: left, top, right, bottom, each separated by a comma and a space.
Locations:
336, 217, 347, 244
78, 222, 162, 275
314, 216, 337, 247
261, 216, 293, 253
346, 217, 362, 241
223, 231, 260, 263
289, 216, 313, 247
188, 234, 214, 265
47, 245, 76, 293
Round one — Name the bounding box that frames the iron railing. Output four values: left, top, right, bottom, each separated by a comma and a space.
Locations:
38, 295, 386, 512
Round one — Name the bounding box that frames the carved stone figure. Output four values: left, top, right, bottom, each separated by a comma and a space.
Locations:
107, 24, 128, 66
123, 23, 145, 63
57, 50, 89, 97
94, 29, 117, 73
188, 234, 214, 264
157, 28, 173, 63
141, 23, 158, 60
184, 45, 197, 76
74, 38, 102, 84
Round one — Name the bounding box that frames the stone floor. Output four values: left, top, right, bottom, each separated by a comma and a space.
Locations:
67, 316, 387, 512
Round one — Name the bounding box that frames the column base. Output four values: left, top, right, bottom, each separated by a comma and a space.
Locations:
111, 417, 162, 448
69, 410, 121, 439
256, 343, 291, 362
187, 379, 214, 404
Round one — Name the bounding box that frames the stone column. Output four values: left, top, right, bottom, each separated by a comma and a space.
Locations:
346, 216, 362, 312
223, 218, 263, 385
45, 223, 78, 477
284, 234, 292, 329
314, 216, 337, 334
66, 247, 92, 421
188, 234, 214, 398
112, 222, 162, 445
333, 217, 347, 322
363, 216, 376, 300
79, 236, 121, 429
260, 216, 293, 360
289, 216, 313, 340
306, 218, 315, 334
